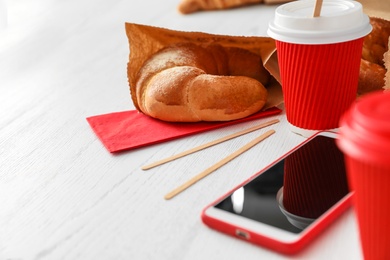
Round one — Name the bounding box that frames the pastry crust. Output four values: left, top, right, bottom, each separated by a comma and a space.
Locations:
177, 0, 293, 14
384, 39, 390, 91
178, 0, 263, 14
359, 17, 390, 95
362, 17, 390, 67
358, 59, 386, 95
134, 42, 268, 122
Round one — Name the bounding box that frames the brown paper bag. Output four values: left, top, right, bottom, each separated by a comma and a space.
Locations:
125, 23, 283, 109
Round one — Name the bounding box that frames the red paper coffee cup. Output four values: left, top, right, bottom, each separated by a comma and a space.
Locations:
268, 0, 371, 137
276, 39, 363, 135
337, 91, 390, 260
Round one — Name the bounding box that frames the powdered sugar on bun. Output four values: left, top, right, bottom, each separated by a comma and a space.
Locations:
134, 42, 269, 122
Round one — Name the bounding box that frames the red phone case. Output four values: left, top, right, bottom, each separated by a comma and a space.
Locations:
201, 132, 353, 255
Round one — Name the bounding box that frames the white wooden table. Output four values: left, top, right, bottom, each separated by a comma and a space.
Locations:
0, 0, 363, 259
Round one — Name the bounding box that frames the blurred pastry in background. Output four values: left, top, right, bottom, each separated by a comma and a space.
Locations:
358, 17, 390, 95
384, 38, 390, 91
178, 0, 293, 14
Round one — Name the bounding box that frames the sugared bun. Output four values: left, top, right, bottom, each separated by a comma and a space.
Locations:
133, 42, 269, 122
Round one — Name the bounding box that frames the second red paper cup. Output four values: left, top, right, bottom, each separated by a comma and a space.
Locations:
268, 0, 372, 137
337, 91, 390, 260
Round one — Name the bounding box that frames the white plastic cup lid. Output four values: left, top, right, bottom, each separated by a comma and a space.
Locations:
267, 0, 372, 44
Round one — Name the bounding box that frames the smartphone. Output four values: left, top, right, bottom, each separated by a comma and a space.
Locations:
201, 131, 352, 255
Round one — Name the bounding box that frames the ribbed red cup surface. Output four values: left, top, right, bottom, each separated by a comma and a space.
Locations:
276, 38, 364, 131
337, 91, 390, 260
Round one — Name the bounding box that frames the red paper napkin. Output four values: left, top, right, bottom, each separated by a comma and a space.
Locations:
87, 107, 282, 153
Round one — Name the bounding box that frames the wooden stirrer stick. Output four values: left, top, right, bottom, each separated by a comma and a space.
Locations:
313, 0, 323, 17
142, 119, 279, 170
164, 129, 276, 200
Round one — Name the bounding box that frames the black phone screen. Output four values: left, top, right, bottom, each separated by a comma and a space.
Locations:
214, 135, 349, 234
